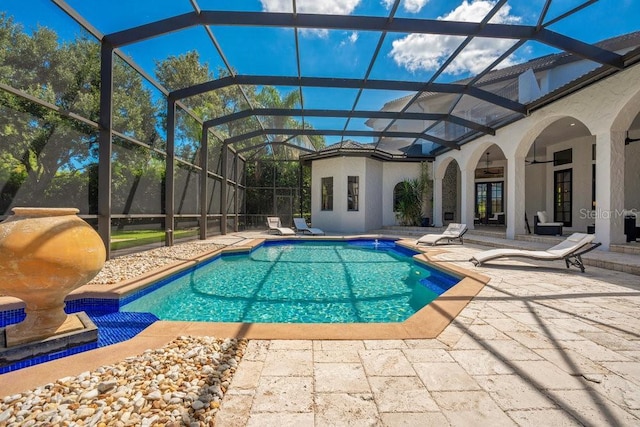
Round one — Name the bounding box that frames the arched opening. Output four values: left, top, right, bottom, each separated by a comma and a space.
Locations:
440, 159, 461, 225
473, 145, 506, 227
523, 117, 593, 235
623, 113, 640, 242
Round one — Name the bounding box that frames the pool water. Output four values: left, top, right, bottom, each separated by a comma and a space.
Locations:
121, 240, 460, 323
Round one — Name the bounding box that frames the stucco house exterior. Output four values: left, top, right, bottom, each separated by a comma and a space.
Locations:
301, 141, 428, 233
303, 31, 640, 250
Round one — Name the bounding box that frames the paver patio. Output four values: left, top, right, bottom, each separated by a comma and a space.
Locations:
1, 236, 639, 426
213, 241, 640, 426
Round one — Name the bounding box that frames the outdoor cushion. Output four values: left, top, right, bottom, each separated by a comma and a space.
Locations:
537, 210, 547, 224
536, 210, 563, 226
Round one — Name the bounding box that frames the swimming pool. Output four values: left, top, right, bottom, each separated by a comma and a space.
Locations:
121, 239, 461, 323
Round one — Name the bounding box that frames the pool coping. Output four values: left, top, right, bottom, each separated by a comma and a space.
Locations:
0, 237, 489, 340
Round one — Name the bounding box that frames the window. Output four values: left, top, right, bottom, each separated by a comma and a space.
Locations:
321, 177, 333, 211
393, 182, 403, 212
553, 148, 572, 166
347, 176, 359, 211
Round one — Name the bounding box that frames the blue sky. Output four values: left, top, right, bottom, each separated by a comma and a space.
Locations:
5, 0, 640, 145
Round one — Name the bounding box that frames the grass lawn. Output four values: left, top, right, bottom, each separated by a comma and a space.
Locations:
110, 229, 198, 250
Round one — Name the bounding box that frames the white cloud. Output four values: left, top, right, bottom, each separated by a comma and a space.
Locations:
381, 0, 429, 13
390, 0, 522, 75
340, 31, 359, 46
403, 0, 429, 13
261, 0, 361, 37
260, 0, 361, 14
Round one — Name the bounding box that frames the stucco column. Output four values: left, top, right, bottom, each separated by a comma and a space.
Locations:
433, 176, 443, 227
506, 155, 526, 239
595, 131, 626, 249
460, 167, 475, 228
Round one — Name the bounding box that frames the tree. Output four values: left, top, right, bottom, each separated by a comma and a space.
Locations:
395, 179, 423, 226
0, 14, 158, 214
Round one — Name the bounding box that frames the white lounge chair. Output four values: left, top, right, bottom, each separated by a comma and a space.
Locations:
469, 232, 601, 273
266, 217, 295, 235
293, 217, 325, 235
416, 223, 468, 246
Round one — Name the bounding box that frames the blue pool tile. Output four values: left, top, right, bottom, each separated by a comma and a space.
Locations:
0, 306, 158, 374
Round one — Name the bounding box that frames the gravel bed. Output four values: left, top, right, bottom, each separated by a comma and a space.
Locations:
88, 242, 226, 285
1, 242, 244, 425
0, 336, 248, 426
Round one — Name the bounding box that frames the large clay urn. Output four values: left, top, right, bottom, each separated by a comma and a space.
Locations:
0, 207, 106, 346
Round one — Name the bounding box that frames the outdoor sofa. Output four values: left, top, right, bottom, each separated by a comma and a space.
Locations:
534, 211, 563, 236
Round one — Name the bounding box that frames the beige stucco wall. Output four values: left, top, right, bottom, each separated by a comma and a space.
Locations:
310, 157, 422, 233
625, 142, 640, 210
381, 162, 422, 226
364, 158, 384, 231
311, 157, 367, 233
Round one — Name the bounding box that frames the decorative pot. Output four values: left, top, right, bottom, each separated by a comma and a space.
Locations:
0, 207, 105, 346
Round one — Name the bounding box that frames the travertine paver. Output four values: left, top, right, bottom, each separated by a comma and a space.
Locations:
314, 363, 370, 393
359, 350, 415, 376
368, 376, 439, 413
413, 361, 483, 391
315, 393, 380, 426
474, 374, 558, 410
216, 243, 640, 426
251, 376, 313, 412
431, 390, 516, 426
261, 350, 313, 376
507, 409, 582, 426
448, 349, 515, 375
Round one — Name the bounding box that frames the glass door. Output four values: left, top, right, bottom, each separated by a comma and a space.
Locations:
554, 169, 572, 226
490, 182, 504, 217
475, 181, 504, 224
475, 183, 487, 223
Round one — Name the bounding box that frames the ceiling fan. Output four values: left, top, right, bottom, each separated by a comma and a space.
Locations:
482, 152, 501, 174
626, 131, 640, 145
526, 140, 554, 165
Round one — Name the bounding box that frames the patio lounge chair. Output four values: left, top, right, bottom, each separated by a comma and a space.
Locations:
469, 232, 601, 272
266, 217, 295, 236
293, 217, 325, 235
416, 223, 468, 246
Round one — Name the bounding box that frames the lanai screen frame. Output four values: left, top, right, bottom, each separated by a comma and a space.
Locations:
46, 0, 640, 258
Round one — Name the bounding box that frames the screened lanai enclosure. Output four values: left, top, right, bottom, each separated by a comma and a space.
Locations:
1, 0, 638, 258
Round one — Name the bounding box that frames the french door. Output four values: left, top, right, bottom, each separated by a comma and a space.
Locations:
475, 181, 504, 223
554, 169, 572, 226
